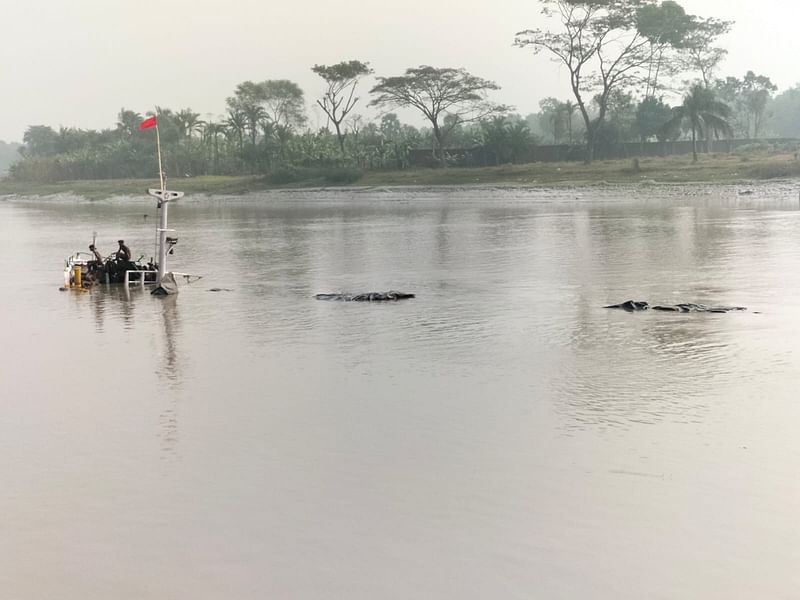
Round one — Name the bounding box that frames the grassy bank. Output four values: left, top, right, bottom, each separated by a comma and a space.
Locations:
2, 153, 800, 199
0, 175, 261, 200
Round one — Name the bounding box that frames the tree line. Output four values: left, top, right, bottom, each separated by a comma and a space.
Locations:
9, 63, 520, 182
8, 0, 800, 182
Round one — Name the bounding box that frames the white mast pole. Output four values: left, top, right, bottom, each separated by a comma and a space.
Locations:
156, 122, 165, 194
155, 121, 168, 282
146, 114, 182, 291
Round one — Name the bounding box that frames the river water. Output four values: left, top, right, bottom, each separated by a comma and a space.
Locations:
2, 184, 800, 599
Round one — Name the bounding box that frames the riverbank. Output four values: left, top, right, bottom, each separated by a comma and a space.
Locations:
2, 152, 799, 199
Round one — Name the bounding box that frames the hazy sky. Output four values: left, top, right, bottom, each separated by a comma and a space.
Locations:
2, 0, 796, 142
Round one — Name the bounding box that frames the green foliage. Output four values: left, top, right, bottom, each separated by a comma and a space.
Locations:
714, 72, 777, 138
766, 86, 800, 138
225, 79, 307, 173
312, 60, 372, 83
597, 90, 637, 143
636, 1, 690, 47
7, 87, 426, 183
480, 116, 535, 164
635, 97, 673, 141
21, 125, 59, 157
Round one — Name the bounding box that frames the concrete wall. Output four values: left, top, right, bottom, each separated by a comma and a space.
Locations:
407, 139, 800, 168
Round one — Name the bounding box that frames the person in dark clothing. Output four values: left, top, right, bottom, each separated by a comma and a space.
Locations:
89, 244, 103, 263
85, 243, 106, 283
116, 240, 131, 262
104, 239, 135, 283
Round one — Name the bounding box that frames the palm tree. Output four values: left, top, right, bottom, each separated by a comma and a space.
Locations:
507, 121, 533, 163
480, 116, 509, 165
258, 117, 276, 170
660, 84, 732, 163
241, 104, 266, 150
201, 121, 227, 174
226, 109, 247, 156
175, 109, 204, 141
116, 109, 143, 137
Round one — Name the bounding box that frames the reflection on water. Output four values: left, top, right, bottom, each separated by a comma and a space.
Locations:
2, 184, 800, 599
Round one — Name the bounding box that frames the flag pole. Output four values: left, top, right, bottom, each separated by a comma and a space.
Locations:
155, 122, 165, 193
153, 114, 168, 282
142, 113, 182, 289
142, 113, 187, 295
157, 123, 168, 282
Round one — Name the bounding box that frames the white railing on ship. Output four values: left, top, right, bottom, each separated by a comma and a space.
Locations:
123, 270, 156, 287
123, 270, 197, 287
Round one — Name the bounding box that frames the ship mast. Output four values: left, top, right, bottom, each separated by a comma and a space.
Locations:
144, 115, 182, 283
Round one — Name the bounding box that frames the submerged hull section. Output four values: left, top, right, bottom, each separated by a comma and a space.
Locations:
63, 252, 157, 289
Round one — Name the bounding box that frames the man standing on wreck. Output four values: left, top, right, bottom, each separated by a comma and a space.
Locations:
89, 243, 103, 265
116, 240, 131, 262
87, 243, 105, 281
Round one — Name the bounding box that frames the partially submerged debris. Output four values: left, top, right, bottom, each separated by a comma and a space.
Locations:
315, 291, 415, 302
605, 300, 746, 313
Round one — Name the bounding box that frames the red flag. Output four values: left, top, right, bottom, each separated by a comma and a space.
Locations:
139, 116, 157, 130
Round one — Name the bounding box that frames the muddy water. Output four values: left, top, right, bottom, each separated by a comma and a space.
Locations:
1, 184, 799, 599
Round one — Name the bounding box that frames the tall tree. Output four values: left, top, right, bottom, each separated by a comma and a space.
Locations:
743, 72, 777, 138
636, 1, 692, 98
679, 16, 732, 87
515, 0, 726, 162
369, 65, 508, 165
261, 80, 306, 129
538, 97, 567, 143
227, 82, 265, 151
660, 84, 732, 162
515, 1, 654, 162
21, 125, 59, 157
714, 72, 777, 139
312, 60, 373, 154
